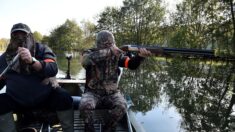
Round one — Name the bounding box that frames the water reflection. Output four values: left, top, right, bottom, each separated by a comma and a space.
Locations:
119, 57, 235, 131
57, 51, 235, 131
56, 53, 83, 79
135, 100, 183, 132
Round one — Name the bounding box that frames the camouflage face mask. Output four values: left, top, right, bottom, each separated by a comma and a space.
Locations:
6, 32, 29, 54
11, 35, 27, 47
5, 33, 35, 74
96, 30, 115, 49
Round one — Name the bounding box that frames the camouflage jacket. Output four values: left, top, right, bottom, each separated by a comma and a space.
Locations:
82, 47, 144, 92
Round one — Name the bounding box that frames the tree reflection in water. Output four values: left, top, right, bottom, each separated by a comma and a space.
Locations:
57, 52, 235, 131
56, 53, 83, 78
119, 57, 235, 132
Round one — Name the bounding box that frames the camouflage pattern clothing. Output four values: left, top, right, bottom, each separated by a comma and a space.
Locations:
79, 30, 145, 131
79, 46, 127, 128
82, 47, 122, 91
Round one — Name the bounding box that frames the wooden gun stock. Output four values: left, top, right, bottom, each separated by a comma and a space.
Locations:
120, 45, 235, 61
121, 45, 164, 56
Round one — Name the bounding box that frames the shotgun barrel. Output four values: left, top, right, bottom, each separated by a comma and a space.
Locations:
120, 45, 235, 61
0, 53, 19, 77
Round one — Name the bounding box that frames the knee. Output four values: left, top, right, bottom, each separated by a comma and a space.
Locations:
79, 102, 95, 111
118, 104, 127, 113
53, 89, 73, 110
113, 103, 127, 116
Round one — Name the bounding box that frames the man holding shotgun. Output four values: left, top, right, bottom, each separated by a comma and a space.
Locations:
0, 23, 73, 132
79, 30, 152, 132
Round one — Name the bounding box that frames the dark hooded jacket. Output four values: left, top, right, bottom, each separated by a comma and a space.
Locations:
0, 43, 58, 107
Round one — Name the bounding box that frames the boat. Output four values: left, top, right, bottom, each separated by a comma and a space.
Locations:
1, 55, 145, 132
15, 78, 145, 132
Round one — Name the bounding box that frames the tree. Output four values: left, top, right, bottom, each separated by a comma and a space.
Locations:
169, 0, 234, 56
96, 0, 165, 46
168, 0, 235, 130
41, 35, 50, 45
96, 7, 120, 32
33, 31, 43, 42
47, 19, 83, 53
0, 38, 9, 51
80, 20, 96, 50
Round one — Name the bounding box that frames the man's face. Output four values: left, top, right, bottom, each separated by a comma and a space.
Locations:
11, 31, 28, 47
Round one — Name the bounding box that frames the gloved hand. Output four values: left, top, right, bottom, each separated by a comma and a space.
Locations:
138, 48, 152, 57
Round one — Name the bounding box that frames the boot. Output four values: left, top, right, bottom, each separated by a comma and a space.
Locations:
85, 123, 95, 132
0, 112, 17, 132
56, 109, 74, 132
102, 123, 116, 132
102, 125, 116, 132
103, 118, 117, 132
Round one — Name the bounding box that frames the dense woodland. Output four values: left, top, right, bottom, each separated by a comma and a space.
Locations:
1, 0, 235, 131
0, 0, 234, 57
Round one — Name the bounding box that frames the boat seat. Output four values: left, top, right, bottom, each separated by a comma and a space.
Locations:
14, 96, 81, 131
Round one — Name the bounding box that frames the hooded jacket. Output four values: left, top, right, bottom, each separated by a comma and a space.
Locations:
0, 43, 58, 107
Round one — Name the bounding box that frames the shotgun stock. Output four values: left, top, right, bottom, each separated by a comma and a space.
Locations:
120, 45, 235, 61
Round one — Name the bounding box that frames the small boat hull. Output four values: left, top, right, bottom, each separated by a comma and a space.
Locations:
15, 79, 144, 132
16, 98, 135, 132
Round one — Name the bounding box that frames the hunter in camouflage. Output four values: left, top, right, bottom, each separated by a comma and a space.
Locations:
79, 30, 151, 132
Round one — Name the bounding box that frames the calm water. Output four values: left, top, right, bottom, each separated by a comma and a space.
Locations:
57, 54, 186, 131
135, 95, 183, 132
50, 54, 235, 131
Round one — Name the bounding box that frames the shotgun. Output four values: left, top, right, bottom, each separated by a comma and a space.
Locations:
0, 53, 19, 77
120, 45, 235, 61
